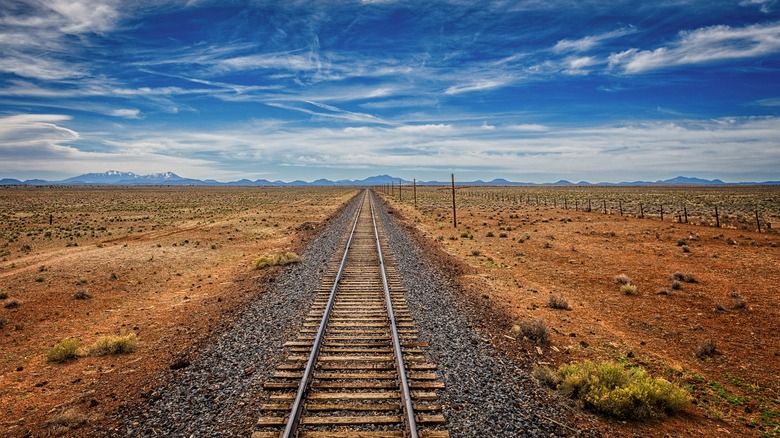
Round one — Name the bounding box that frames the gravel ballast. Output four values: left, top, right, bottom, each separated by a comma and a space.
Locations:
114, 190, 603, 437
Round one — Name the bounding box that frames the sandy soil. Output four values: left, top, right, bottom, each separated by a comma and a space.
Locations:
380, 187, 780, 437
0, 186, 357, 436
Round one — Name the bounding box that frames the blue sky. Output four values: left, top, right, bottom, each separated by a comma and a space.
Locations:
1, 0, 779, 183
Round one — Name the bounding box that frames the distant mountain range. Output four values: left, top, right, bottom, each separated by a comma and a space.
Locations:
1, 171, 778, 187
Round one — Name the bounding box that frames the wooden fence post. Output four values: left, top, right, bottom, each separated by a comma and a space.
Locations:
756, 209, 761, 233
619, 201, 623, 216
684, 206, 688, 224
640, 203, 644, 218
413, 179, 417, 208
715, 206, 720, 228
660, 205, 664, 221
399, 179, 402, 201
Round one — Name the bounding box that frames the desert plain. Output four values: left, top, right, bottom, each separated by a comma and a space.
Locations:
0, 184, 778, 437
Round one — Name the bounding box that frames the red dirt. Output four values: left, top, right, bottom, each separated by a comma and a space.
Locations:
381, 188, 780, 437
0, 186, 357, 436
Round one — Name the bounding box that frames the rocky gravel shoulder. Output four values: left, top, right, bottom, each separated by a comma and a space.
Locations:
372, 192, 605, 437
105, 193, 362, 437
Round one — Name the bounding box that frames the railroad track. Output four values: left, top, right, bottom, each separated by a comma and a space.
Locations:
253, 190, 448, 438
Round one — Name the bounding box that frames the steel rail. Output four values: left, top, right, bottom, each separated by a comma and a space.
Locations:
369, 192, 419, 438
281, 191, 365, 438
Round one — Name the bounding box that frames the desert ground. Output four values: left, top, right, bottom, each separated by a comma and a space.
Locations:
1, 185, 778, 437
0, 186, 357, 436
379, 185, 779, 437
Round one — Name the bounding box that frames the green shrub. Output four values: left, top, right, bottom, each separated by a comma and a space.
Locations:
91, 333, 138, 356
549, 360, 690, 419
254, 252, 302, 270
47, 338, 81, 363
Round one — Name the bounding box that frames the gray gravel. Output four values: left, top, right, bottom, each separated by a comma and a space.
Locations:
371, 191, 603, 437
109, 190, 604, 437
110, 193, 361, 437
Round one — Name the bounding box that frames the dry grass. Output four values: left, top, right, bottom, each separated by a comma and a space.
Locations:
46, 338, 81, 363
254, 252, 302, 270
614, 274, 631, 285
620, 283, 638, 296
694, 339, 719, 360
47, 407, 88, 434
548, 293, 571, 310
520, 318, 550, 344
90, 333, 138, 356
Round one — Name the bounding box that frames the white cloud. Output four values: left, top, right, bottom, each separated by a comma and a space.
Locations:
394, 124, 452, 134
507, 124, 550, 132
0, 114, 79, 147
609, 22, 780, 73
563, 56, 599, 75
110, 109, 141, 119
553, 26, 637, 53
444, 79, 510, 95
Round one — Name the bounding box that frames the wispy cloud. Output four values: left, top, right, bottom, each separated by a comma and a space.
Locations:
110, 109, 141, 119
265, 100, 389, 124
609, 21, 780, 73
553, 26, 637, 53
444, 79, 512, 95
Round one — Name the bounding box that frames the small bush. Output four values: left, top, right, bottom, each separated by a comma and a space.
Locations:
499, 232, 507, 238
0, 292, 8, 300
486, 231, 495, 237
694, 339, 718, 360
91, 333, 138, 356
620, 283, 638, 296
518, 233, 530, 243
671, 272, 698, 283
533, 365, 561, 387
732, 299, 749, 311
254, 252, 302, 270
551, 360, 690, 419
73, 290, 92, 300
0, 316, 7, 329
520, 318, 550, 344
47, 338, 81, 363
548, 294, 571, 310
670, 280, 682, 290
4, 300, 19, 309
614, 274, 631, 285
460, 232, 469, 238
471, 250, 481, 256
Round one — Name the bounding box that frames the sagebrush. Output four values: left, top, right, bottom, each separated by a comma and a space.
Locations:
540, 360, 690, 419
